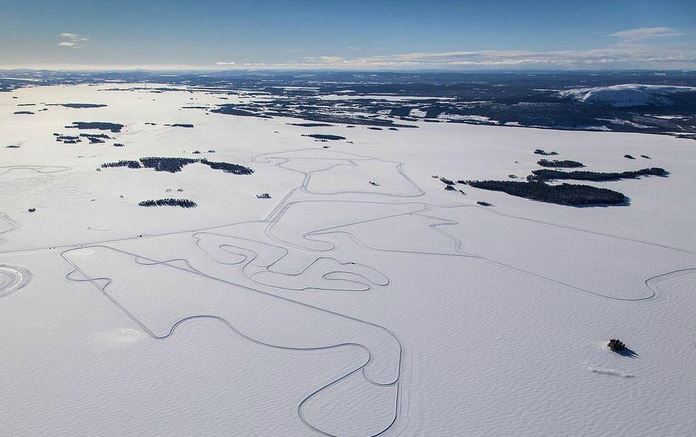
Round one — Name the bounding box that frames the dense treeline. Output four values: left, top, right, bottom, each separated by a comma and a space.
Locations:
200, 159, 254, 174
138, 198, 197, 208
537, 159, 584, 168
288, 122, 334, 127
140, 157, 198, 173
530, 167, 668, 182
467, 180, 627, 206
51, 103, 107, 108
66, 122, 124, 132
55, 135, 81, 144
302, 134, 347, 140
101, 157, 254, 174
212, 105, 273, 118
534, 149, 558, 156
80, 133, 111, 139
102, 160, 141, 169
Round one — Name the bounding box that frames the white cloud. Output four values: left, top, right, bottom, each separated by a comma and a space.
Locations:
303, 55, 346, 64
234, 47, 693, 70
215, 61, 236, 65
609, 27, 682, 42
213, 27, 695, 70
58, 33, 88, 48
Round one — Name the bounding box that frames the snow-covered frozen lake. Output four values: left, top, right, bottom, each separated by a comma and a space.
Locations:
1, 84, 695, 436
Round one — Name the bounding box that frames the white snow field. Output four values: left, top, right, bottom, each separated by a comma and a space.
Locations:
558, 84, 696, 107
1, 84, 695, 436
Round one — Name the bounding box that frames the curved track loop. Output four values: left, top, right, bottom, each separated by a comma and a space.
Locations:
0, 165, 69, 177
253, 148, 425, 222
0, 215, 30, 299
194, 230, 390, 292
0, 212, 19, 237
267, 201, 469, 256
61, 245, 403, 437
250, 148, 696, 303
645, 268, 696, 297
0, 264, 31, 299
261, 199, 696, 302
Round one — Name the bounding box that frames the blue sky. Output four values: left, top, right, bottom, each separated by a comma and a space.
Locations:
1, 0, 694, 70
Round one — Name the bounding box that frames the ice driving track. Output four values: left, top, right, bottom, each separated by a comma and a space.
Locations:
0, 214, 30, 299
0, 165, 69, 177
2, 145, 695, 435
0, 264, 31, 299
60, 245, 403, 436
193, 230, 391, 292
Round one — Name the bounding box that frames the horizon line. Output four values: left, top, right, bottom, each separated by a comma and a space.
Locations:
2, 67, 696, 73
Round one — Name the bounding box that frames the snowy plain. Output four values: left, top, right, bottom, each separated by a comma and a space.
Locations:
1, 83, 695, 436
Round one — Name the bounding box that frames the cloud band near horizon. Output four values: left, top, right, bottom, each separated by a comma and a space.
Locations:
213, 27, 696, 70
